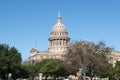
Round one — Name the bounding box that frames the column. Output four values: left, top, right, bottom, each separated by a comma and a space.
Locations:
50, 40, 51, 46
62, 39, 64, 45
58, 39, 60, 46
63, 39, 65, 45
60, 39, 61, 45
51, 40, 52, 46
64, 40, 66, 46
53, 40, 54, 46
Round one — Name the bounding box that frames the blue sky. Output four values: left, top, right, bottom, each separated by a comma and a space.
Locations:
0, 0, 120, 61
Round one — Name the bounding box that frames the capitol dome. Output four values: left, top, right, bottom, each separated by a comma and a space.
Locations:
48, 12, 70, 53
50, 13, 68, 38
52, 13, 67, 33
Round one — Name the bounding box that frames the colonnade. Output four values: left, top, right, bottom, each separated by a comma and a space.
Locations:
50, 38, 69, 46
48, 37, 70, 52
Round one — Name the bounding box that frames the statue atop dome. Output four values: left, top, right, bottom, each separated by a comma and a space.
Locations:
57, 12, 61, 23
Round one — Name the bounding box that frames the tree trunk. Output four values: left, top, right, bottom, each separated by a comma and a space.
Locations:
45, 75, 48, 80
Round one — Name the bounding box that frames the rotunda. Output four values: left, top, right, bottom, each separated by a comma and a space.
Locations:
48, 13, 70, 53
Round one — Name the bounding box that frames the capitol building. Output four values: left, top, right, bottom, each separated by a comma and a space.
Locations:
28, 13, 120, 66
29, 13, 70, 64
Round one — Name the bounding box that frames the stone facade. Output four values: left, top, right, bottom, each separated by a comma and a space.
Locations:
107, 50, 120, 67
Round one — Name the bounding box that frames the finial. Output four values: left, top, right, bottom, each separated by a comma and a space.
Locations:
57, 11, 61, 23
58, 11, 60, 17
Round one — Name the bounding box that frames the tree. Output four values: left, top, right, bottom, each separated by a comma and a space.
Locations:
54, 64, 69, 78
20, 63, 37, 79
63, 41, 112, 77
112, 61, 120, 77
36, 59, 59, 79
0, 44, 22, 79
35, 58, 69, 80
7, 63, 30, 79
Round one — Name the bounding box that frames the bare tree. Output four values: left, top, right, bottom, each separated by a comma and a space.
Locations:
63, 41, 112, 76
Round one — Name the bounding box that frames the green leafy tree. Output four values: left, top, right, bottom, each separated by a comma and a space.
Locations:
0, 44, 22, 79
112, 61, 120, 77
22, 64, 38, 78
18, 64, 30, 79
36, 59, 62, 80
54, 65, 69, 78
41, 59, 59, 79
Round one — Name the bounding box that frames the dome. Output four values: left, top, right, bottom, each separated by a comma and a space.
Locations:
52, 23, 67, 32
48, 12, 70, 53
52, 13, 67, 33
